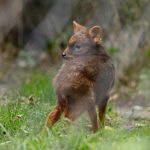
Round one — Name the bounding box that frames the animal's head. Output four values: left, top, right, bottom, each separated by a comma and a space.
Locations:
62, 21, 103, 59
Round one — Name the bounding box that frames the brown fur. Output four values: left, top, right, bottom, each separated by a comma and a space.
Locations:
45, 21, 115, 132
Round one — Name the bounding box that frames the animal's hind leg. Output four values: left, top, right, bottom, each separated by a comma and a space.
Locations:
45, 104, 63, 128
98, 95, 109, 128
87, 107, 98, 132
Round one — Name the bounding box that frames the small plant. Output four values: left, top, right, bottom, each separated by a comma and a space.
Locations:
107, 47, 120, 55
146, 48, 150, 59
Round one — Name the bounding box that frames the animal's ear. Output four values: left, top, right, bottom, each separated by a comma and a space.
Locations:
73, 21, 86, 33
89, 26, 102, 44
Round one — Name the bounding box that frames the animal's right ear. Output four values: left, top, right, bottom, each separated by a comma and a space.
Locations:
73, 21, 86, 33
89, 26, 103, 44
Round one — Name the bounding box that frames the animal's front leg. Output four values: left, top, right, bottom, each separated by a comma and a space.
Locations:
45, 105, 63, 128
87, 107, 98, 132
64, 106, 79, 122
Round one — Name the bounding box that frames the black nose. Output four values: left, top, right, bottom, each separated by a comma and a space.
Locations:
62, 52, 66, 57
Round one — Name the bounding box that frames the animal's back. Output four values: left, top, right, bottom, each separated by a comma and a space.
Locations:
95, 59, 115, 104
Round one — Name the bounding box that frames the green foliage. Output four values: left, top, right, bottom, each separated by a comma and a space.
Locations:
146, 48, 150, 59
46, 38, 61, 61
107, 47, 120, 55
119, 0, 143, 25
47, 38, 57, 51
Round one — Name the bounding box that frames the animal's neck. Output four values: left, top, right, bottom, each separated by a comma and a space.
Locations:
96, 44, 111, 62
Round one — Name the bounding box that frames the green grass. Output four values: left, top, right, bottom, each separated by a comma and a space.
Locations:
0, 72, 149, 150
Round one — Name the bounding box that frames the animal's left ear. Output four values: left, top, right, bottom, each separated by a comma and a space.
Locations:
89, 26, 102, 44
73, 21, 86, 33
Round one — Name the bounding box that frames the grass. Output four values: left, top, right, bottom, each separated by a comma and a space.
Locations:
0, 72, 149, 150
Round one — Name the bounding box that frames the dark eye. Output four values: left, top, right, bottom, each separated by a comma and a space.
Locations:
74, 44, 80, 49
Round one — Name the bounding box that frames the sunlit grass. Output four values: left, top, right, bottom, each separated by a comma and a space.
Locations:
0, 72, 149, 150
18, 73, 56, 103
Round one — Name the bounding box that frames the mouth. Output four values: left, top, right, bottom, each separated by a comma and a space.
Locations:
63, 56, 73, 60
62, 53, 73, 60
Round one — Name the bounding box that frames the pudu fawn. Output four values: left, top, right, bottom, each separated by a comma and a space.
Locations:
45, 21, 115, 132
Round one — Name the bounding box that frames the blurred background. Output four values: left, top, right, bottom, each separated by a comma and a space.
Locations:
0, 0, 150, 119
